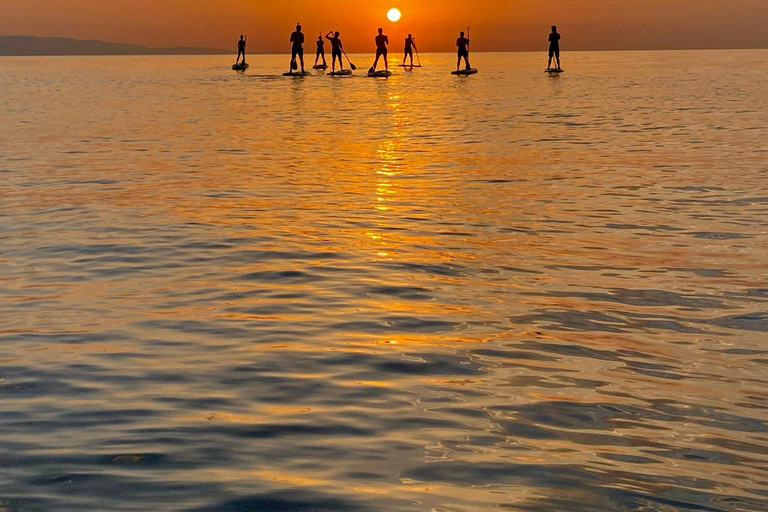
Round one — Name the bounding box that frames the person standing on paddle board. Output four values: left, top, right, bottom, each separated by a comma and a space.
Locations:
315, 34, 327, 67
236, 35, 247, 65
371, 28, 389, 72
402, 34, 417, 66
326, 31, 344, 72
456, 30, 471, 71
547, 26, 561, 70
289, 24, 306, 73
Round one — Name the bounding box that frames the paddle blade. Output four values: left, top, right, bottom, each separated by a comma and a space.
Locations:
350, 63, 357, 70
291, 60, 298, 70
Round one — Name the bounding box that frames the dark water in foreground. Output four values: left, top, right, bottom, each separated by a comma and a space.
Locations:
1, 51, 767, 511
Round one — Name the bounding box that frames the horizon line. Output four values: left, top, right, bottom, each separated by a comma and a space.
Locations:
2, 48, 768, 58
2, 35, 768, 55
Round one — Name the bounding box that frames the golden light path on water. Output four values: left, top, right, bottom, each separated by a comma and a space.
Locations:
0, 51, 767, 511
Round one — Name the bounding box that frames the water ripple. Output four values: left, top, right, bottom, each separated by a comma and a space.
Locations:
1, 51, 767, 511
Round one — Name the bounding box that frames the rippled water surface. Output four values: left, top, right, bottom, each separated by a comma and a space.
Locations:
1, 51, 767, 511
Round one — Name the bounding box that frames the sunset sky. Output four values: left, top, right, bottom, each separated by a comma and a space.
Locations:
1, 0, 766, 52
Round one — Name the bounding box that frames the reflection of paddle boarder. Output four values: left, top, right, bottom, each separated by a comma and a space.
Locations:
402, 34, 417, 66
371, 28, 389, 73
548, 26, 561, 70
315, 33, 327, 67
456, 29, 471, 72
289, 23, 305, 73
326, 31, 344, 72
236, 35, 247, 65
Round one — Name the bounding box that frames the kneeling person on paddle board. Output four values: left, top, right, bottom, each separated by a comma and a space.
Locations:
548, 26, 561, 70
326, 31, 344, 72
236, 35, 247, 65
371, 28, 389, 73
289, 23, 305, 73
456, 30, 471, 71
402, 34, 416, 66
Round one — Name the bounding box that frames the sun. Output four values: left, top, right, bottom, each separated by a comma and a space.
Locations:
387, 8, 402, 22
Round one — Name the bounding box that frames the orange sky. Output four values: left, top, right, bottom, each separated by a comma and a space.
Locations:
1, 0, 766, 52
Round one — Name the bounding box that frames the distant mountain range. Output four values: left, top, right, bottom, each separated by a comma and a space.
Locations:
0, 36, 228, 56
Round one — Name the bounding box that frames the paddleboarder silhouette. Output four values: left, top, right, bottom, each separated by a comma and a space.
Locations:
402, 34, 417, 66
371, 28, 389, 72
548, 26, 561, 70
326, 31, 344, 72
289, 23, 305, 73
236, 35, 246, 65
456, 30, 471, 71
315, 34, 327, 67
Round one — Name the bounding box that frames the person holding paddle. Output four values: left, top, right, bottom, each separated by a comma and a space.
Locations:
402, 34, 417, 67
326, 31, 344, 72
371, 28, 389, 73
289, 23, 306, 74
236, 35, 247, 65
315, 33, 327, 68
456, 29, 471, 72
547, 26, 562, 70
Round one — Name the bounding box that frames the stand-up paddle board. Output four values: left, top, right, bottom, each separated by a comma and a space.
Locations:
328, 69, 353, 76
398, 64, 422, 68
283, 71, 311, 77
451, 68, 478, 75
313, 64, 328, 70
232, 63, 249, 71
545, 68, 564, 73
368, 70, 392, 77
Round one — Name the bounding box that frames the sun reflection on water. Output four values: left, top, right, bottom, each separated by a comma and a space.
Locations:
2, 52, 767, 512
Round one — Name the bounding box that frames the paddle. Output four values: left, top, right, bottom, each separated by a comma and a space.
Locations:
342, 48, 357, 71
415, 46, 422, 67
466, 26, 471, 70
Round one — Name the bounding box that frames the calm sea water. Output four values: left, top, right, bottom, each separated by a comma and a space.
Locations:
1, 51, 767, 512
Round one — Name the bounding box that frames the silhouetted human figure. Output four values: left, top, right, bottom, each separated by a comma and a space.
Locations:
548, 26, 561, 70
236, 35, 247, 64
290, 24, 305, 73
371, 28, 389, 72
326, 31, 344, 71
402, 34, 417, 66
315, 34, 327, 67
456, 31, 471, 71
